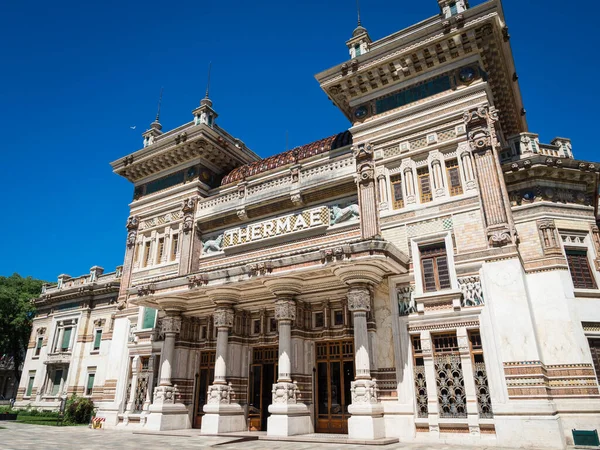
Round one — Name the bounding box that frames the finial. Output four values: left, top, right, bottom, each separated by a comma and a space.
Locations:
356, 0, 361, 26
156, 87, 163, 122
205, 62, 212, 99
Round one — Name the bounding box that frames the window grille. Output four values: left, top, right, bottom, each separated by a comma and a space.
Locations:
412, 335, 428, 418
433, 333, 466, 418
445, 159, 463, 196
417, 167, 432, 203
390, 174, 404, 209
470, 331, 493, 418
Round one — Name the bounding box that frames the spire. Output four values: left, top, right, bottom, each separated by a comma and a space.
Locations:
347, 0, 371, 59
193, 63, 218, 127
142, 87, 164, 147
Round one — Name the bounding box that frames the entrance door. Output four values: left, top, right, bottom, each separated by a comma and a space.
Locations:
193, 351, 215, 428
248, 346, 278, 431
315, 340, 354, 434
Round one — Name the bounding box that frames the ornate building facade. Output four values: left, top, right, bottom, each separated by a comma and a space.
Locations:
15, 0, 600, 448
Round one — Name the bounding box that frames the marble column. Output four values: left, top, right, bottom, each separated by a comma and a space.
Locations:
346, 286, 385, 440
201, 305, 246, 434
263, 278, 313, 437
146, 313, 191, 431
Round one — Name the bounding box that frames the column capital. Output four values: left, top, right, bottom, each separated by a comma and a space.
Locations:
160, 316, 182, 335
347, 286, 371, 312
213, 308, 235, 329
274, 299, 296, 322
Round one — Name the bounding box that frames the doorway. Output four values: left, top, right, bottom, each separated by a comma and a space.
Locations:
248, 346, 278, 431
315, 340, 354, 434
192, 350, 215, 428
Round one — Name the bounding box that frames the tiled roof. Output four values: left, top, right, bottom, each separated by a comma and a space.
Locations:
221, 131, 352, 186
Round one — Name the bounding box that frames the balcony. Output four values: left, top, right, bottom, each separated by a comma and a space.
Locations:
44, 352, 72, 365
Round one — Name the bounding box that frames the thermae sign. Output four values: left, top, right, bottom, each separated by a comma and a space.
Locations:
222, 206, 330, 249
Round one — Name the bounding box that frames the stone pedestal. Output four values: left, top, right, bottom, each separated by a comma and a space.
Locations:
267, 382, 312, 436
202, 384, 246, 433
145, 385, 191, 431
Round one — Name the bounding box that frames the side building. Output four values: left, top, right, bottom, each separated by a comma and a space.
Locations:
14, 267, 122, 409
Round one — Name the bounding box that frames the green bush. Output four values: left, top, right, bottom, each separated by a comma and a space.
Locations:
64, 395, 94, 424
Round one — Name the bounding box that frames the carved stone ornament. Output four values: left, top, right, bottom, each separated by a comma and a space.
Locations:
458, 276, 484, 307
213, 308, 234, 329
398, 285, 416, 316
153, 385, 180, 405
357, 162, 375, 184
246, 261, 273, 277
126, 216, 140, 231
274, 299, 296, 322
347, 287, 371, 312
538, 219, 555, 231
207, 383, 236, 404
272, 381, 300, 404
137, 284, 156, 296
160, 316, 182, 334
320, 245, 352, 263
237, 182, 247, 199
181, 197, 196, 214
290, 193, 303, 206
331, 204, 360, 225
488, 230, 512, 247
353, 143, 373, 160
126, 230, 137, 248
182, 215, 194, 233
467, 129, 492, 151
463, 106, 498, 126
350, 379, 379, 404
187, 274, 208, 288
203, 234, 224, 254
236, 208, 248, 221
93, 318, 106, 328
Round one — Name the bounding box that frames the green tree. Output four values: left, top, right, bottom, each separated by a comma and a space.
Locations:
0, 274, 45, 384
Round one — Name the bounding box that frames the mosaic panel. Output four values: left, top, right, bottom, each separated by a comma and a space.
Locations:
407, 216, 453, 238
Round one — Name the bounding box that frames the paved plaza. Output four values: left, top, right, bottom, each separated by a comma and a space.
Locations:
0, 422, 549, 450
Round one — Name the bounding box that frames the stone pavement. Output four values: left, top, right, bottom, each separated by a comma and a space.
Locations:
0, 422, 547, 450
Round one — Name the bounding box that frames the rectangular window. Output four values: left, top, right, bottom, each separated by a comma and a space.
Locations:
93, 330, 102, 351
566, 249, 597, 289
201, 326, 207, 340
26, 372, 35, 397
61, 327, 72, 351
51, 369, 63, 396
390, 174, 404, 210
450, 2, 458, 15
86, 373, 95, 396
170, 234, 179, 261
314, 312, 324, 329
156, 237, 165, 264
253, 319, 261, 335
133, 242, 140, 263
333, 310, 344, 326
269, 317, 277, 333
35, 337, 43, 356
141, 308, 157, 329
143, 241, 152, 267
445, 159, 463, 196
420, 243, 451, 292
417, 167, 432, 203
354, 44, 361, 57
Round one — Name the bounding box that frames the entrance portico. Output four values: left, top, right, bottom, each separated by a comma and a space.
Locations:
131, 243, 408, 439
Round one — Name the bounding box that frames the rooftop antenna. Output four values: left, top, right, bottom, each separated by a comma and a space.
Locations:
356, 0, 362, 26
155, 87, 163, 122
205, 62, 212, 99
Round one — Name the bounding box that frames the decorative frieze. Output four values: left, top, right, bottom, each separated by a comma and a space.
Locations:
160, 316, 182, 335
350, 378, 379, 404
458, 276, 484, 307
272, 381, 300, 404
207, 383, 236, 404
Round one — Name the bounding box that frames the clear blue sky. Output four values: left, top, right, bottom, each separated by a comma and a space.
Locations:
0, 0, 597, 282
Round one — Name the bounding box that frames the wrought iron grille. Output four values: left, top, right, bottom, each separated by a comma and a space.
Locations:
414, 366, 428, 418
473, 361, 493, 418
133, 373, 150, 412
434, 354, 467, 418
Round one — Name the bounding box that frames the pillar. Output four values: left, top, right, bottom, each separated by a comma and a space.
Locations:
263, 278, 313, 437
201, 304, 246, 434
457, 328, 480, 436
146, 314, 191, 431
346, 286, 385, 440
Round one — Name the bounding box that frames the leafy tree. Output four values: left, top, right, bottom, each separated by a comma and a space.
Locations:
0, 274, 45, 384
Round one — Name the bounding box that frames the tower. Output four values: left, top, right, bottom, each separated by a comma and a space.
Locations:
192, 64, 218, 127
346, 0, 371, 59
142, 89, 164, 148
438, 0, 469, 18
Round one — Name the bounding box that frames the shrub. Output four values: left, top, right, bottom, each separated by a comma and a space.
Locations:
64, 395, 94, 424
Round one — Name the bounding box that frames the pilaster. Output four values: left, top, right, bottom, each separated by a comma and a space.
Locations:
118, 216, 139, 305
354, 143, 380, 239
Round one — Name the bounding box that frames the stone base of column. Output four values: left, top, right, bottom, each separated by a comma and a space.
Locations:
201, 384, 246, 434
267, 382, 313, 437
145, 386, 191, 431
347, 379, 385, 440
